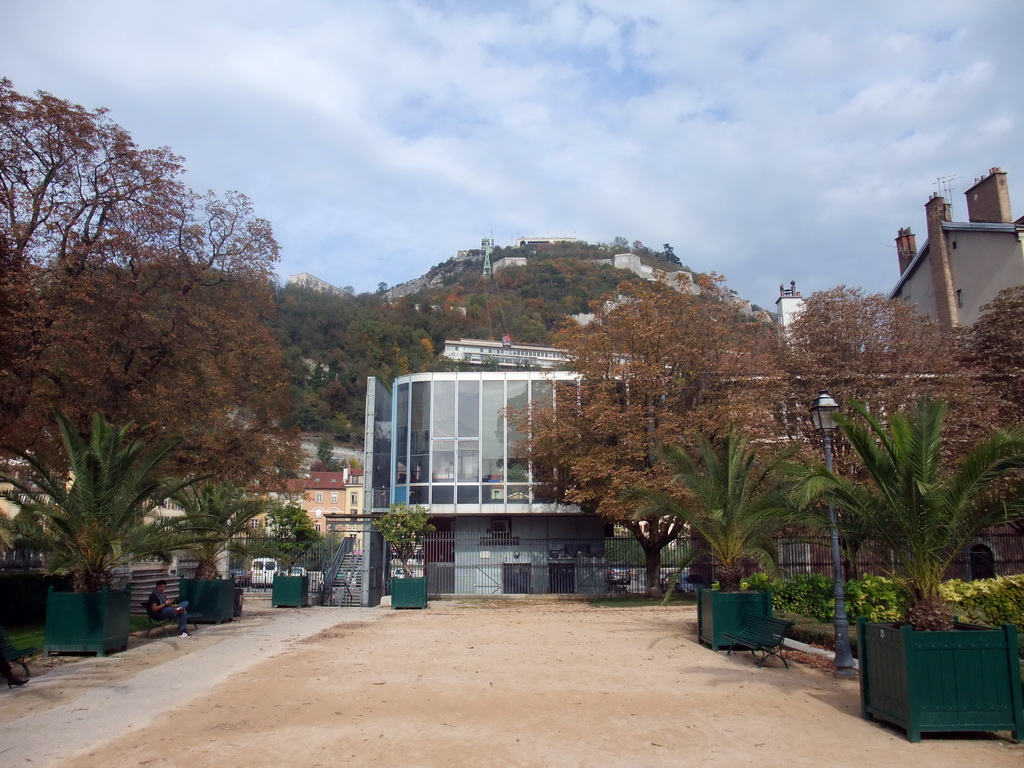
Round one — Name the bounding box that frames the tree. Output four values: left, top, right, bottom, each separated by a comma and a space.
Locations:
376, 503, 435, 577
315, 437, 338, 470
778, 286, 1004, 474
0, 80, 299, 483
661, 243, 681, 267
265, 503, 321, 568
173, 482, 267, 580
519, 280, 779, 596
622, 430, 802, 591
0, 411, 197, 592
799, 398, 1024, 631
961, 285, 1024, 420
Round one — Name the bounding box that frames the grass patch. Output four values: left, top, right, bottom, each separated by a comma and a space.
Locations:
7, 623, 44, 652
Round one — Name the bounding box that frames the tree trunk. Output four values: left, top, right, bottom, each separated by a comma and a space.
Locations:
194, 562, 220, 580
907, 595, 954, 631
717, 563, 743, 592
643, 547, 664, 598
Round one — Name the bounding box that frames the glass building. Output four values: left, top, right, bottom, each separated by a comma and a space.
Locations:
364, 371, 611, 595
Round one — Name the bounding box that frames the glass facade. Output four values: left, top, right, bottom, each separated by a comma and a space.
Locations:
383, 371, 576, 514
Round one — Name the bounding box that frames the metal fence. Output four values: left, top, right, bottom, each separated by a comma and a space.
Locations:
385, 527, 1024, 597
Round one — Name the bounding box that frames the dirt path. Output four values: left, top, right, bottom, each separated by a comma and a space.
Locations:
4, 600, 1022, 767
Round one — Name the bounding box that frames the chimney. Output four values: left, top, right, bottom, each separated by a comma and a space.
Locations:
965, 167, 1012, 223
894, 227, 917, 275
925, 193, 957, 331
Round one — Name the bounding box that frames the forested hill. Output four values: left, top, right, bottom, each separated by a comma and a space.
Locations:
270, 241, 688, 441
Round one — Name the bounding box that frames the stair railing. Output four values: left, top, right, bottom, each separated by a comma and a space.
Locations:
320, 537, 354, 605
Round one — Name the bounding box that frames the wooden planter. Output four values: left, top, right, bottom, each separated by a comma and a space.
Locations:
271, 574, 310, 607
858, 619, 1024, 742
179, 578, 236, 623
44, 585, 132, 656
391, 576, 428, 609
697, 589, 772, 651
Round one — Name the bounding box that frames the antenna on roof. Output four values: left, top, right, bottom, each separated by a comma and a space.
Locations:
934, 175, 959, 218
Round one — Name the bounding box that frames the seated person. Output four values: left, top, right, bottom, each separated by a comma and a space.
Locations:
148, 579, 192, 637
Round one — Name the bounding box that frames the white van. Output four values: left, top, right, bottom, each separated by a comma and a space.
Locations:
249, 558, 281, 586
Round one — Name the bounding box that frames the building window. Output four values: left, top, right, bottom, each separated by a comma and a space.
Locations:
350, 492, 358, 505
315, 509, 323, 518
331, 493, 338, 504
956, 289, 964, 308
315, 492, 323, 503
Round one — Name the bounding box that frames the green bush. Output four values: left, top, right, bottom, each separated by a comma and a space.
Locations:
743, 573, 907, 624
0, 572, 73, 626
743, 573, 834, 623
845, 575, 906, 622
939, 575, 1024, 632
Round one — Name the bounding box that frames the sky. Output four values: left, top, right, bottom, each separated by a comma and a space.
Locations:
3, 1, 1023, 310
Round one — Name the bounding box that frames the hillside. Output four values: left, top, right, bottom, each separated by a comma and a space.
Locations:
271, 239, 749, 446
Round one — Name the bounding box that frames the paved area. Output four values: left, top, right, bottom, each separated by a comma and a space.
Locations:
0, 601, 381, 766
1, 600, 1020, 768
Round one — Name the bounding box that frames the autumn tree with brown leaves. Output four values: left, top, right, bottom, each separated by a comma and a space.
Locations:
517, 277, 780, 596
777, 286, 1004, 472
961, 285, 1024, 421
0, 80, 299, 484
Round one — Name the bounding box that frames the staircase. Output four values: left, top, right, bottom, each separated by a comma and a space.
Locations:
127, 566, 178, 615
332, 552, 363, 606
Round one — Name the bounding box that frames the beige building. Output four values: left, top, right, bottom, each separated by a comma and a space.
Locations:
890, 167, 1024, 330
301, 469, 364, 534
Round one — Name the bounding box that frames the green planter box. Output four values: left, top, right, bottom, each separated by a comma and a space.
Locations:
44, 584, 132, 656
391, 576, 428, 609
271, 574, 310, 607
179, 578, 236, 623
697, 589, 772, 651
858, 619, 1023, 742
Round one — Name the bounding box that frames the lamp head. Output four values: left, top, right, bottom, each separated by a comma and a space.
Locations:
810, 389, 840, 432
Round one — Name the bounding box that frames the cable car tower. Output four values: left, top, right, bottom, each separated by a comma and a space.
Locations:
481, 236, 494, 278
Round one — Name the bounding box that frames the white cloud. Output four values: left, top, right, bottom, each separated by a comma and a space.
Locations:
2, 0, 1023, 307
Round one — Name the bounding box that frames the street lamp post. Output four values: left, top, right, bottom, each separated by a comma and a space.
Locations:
809, 389, 858, 678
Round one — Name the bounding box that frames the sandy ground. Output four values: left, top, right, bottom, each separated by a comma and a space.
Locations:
1, 598, 1022, 768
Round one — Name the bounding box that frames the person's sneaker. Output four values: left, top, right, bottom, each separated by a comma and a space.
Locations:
179, 632, 191, 637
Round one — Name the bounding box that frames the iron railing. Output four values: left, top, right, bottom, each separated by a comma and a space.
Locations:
384, 528, 1024, 597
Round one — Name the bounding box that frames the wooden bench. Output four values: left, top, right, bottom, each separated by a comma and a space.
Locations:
141, 602, 202, 637
722, 614, 794, 669
0, 625, 37, 679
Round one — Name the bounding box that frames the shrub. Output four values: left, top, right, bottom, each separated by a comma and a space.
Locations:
743, 573, 908, 624
845, 575, 906, 622
743, 572, 834, 623
939, 575, 1024, 632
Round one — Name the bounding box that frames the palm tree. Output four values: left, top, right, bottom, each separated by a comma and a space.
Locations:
0, 515, 13, 552
801, 398, 1024, 631
0, 412, 196, 593
622, 429, 801, 592
173, 482, 267, 579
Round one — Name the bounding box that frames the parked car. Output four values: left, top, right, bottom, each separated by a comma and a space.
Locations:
229, 568, 248, 587
248, 557, 280, 586
287, 566, 307, 577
